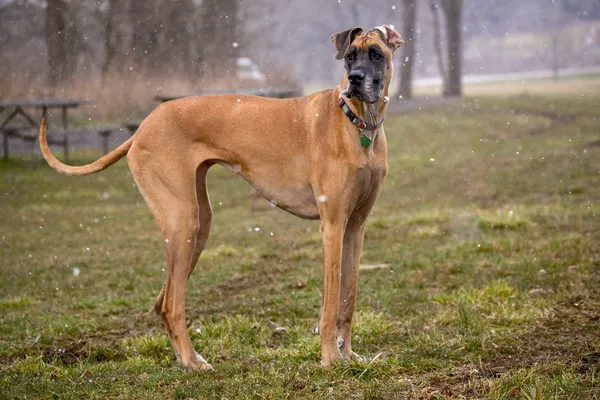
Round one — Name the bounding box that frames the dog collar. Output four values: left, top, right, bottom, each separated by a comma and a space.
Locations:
338, 98, 384, 146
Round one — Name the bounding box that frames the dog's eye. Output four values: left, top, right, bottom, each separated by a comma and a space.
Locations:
371, 53, 381, 61
347, 53, 356, 62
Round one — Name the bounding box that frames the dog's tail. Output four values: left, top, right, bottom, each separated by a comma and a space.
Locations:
39, 110, 134, 176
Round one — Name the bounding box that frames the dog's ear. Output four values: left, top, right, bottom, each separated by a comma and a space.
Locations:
331, 27, 363, 60
381, 25, 404, 51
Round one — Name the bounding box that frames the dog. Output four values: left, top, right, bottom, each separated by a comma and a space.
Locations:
39, 25, 403, 371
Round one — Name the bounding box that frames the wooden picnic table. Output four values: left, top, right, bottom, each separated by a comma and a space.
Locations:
0, 98, 92, 162
154, 87, 302, 103
0, 90, 303, 160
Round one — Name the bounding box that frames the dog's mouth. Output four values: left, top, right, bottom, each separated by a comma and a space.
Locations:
342, 86, 380, 104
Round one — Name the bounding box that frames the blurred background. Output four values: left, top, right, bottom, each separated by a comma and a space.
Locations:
2, 2, 600, 397
1, 0, 599, 119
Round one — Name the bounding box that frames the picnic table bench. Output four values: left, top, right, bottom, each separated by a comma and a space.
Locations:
0, 98, 91, 162
1, 88, 302, 160
0, 98, 142, 160
97, 122, 141, 155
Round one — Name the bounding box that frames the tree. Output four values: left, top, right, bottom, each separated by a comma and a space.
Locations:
160, 0, 196, 76
46, 0, 84, 91
440, 0, 463, 97
398, 0, 417, 99
200, 0, 239, 82
102, 0, 131, 82
130, 0, 162, 73
429, 0, 447, 92
542, 2, 567, 80
46, 0, 69, 89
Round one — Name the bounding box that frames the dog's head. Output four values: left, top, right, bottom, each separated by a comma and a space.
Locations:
332, 25, 403, 104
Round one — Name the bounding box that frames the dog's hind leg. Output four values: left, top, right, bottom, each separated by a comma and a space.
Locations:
153, 162, 213, 310
188, 162, 213, 278
129, 151, 213, 372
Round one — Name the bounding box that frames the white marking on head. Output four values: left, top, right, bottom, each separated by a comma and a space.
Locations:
372, 25, 404, 50
373, 25, 388, 39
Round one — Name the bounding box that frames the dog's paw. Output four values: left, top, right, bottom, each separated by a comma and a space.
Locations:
183, 359, 214, 372
337, 338, 366, 363
320, 348, 343, 369
320, 357, 336, 369
182, 352, 214, 372
344, 351, 367, 364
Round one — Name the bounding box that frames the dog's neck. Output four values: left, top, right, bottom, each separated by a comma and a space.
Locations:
337, 79, 389, 128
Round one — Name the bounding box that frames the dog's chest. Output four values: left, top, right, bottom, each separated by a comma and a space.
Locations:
354, 157, 385, 195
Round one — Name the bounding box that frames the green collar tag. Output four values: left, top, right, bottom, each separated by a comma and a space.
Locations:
360, 134, 372, 147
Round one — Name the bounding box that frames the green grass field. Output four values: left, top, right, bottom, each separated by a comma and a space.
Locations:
1, 94, 599, 399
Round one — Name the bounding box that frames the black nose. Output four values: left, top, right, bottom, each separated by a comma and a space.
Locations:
348, 71, 365, 85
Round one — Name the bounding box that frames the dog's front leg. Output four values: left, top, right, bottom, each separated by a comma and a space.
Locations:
319, 216, 346, 368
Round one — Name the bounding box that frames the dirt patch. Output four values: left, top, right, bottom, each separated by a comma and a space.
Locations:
582, 139, 600, 149
41, 340, 90, 365
424, 288, 600, 397
39, 335, 130, 365
490, 290, 599, 370
579, 352, 600, 374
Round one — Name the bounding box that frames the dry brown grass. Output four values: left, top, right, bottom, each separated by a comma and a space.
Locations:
0, 69, 298, 123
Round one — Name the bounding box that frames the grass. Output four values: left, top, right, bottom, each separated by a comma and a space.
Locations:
1, 92, 599, 399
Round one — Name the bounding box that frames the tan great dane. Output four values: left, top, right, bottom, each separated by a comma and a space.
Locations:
39, 25, 403, 371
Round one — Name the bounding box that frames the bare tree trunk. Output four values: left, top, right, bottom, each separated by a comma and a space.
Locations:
200, 0, 239, 82
102, 0, 131, 83
161, 0, 195, 76
130, 0, 161, 73
46, 0, 69, 91
429, 0, 448, 91
441, 0, 463, 97
64, 10, 82, 81
199, 0, 219, 79
551, 33, 560, 80
398, 0, 417, 99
